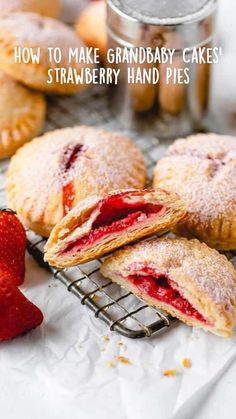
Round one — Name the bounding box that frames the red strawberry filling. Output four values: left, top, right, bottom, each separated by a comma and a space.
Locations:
62, 144, 85, 215
126, 267, 208, 324
61, 192, 166, 255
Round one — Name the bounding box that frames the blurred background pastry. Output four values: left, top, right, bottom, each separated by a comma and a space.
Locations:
0, 12, 91, 94
0, 0, 60, 18
0, 70, 45, 159
76, 0, 107, 60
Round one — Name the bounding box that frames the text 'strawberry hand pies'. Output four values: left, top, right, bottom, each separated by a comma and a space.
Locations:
44, 189, 186, 267
101, 238, 236, 337
6, 126, 146, 237
0, 71, 45, 159
0, 13, 90, 94
153, 133, 236, 250
0, 0, 60, 18
76, 0, 107, 59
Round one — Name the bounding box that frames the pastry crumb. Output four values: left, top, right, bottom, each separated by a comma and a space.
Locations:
75, 343, 84, 351
163, 369, 177, 377
181, 358, 191, 368
103, 335, 110, 342
116, 355, 131, 365
106, 360, 116, 368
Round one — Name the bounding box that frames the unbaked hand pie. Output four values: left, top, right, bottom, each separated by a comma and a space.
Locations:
0, 0, 60, 18
6, 126, 146, 237
153, 133, 236, 250
0, 12, 90, 94
101, 238, 236, 337
76, 0, 107, 60
0, 70, 46, 159
44, 189, 186, 267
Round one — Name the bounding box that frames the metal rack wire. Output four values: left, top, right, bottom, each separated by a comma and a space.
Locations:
5, 85, 236, 339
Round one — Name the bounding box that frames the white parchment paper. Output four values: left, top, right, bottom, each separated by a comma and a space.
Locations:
0, 254, 235, 419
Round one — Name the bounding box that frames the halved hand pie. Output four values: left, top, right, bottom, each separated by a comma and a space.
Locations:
100, 238, 236, 337
44, 189, 186, 267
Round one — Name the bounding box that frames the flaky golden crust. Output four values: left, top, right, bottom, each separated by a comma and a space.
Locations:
44, 189, 187, 267
0, 0, 60, 18
0, 12, 90, 94
6, 126, 147, 237
101, 238, 236, 337
153, 133, 236, 250
76, 0, 107, 59
0, 70, 46, 159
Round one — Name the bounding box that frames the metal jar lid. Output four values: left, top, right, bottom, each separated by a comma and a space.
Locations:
107, 0, 218, 49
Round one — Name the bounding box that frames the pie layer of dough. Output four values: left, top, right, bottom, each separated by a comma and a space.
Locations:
6, 126, 146, 237
0, 0, 60, 18
153, 133, 236, 250
101, 238, 236, 337
0, 12, 91, 94
0, 70, 46, 159
44, 189, 186, 267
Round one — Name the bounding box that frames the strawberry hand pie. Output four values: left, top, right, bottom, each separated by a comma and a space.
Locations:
6, 126, 146, 237
101, 238, 236, 337
44, 189, 186, 267
154, 133, 236, 250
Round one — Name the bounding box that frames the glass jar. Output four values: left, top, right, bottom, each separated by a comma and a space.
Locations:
107, 0, 218, 138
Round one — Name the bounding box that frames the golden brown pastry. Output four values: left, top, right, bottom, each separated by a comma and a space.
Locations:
0, 70, 45, 159
153, 133, 236, 250
6, 126, 146, 236
44, 189, 186, 267
0, 0, 60, 18
76, 0, 107, 59
101, 237, 236, 337
0, 12, 91, 94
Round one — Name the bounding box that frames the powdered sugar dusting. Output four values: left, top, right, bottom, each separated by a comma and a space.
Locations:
0, 12, 83, 50
7, 126, 146, 224
154, 133, 236, 222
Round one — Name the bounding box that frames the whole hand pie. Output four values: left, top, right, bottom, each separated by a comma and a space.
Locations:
76, 0, 107, 60
101, 238, 236, 337
0, 0, 60, 18
0, 71, 45, 159
44, 189, 186, 267
6, 126, 146, 237
0, 12, 90, 94
153, 133, 236, 250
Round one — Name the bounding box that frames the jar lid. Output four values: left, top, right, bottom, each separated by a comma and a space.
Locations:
107, 0, 217, 49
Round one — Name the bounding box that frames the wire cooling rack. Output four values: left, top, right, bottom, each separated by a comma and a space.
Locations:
0, 86, 189, 338
1, 86, 236, 338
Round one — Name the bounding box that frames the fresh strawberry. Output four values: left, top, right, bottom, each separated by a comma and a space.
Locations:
0, 274, 43, 342
0, 209, 26, 286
